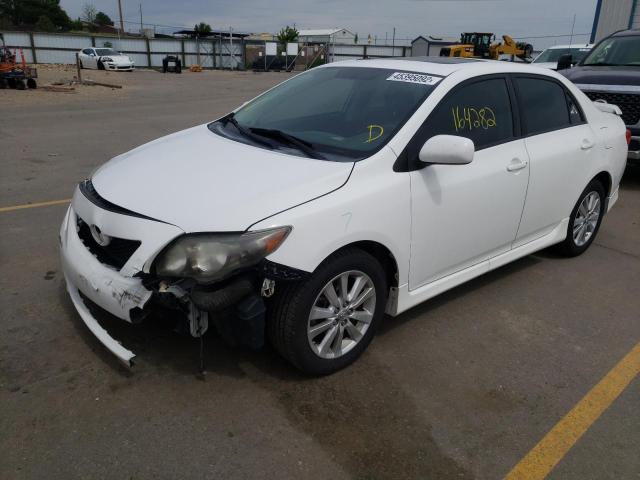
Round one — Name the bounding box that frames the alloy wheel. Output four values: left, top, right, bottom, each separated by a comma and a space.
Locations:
573, 191, 601, 247
307, 270, 376, 359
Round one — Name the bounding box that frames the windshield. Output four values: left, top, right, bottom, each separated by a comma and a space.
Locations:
583, 36, 640, 66
533, 47, 591, 63
95, 48, 119, 56
211, 66, 439, 160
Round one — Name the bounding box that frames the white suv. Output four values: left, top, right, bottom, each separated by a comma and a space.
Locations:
60, 58, 628, 374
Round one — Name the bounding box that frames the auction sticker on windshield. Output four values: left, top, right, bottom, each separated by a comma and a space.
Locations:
386, 72, 442, 85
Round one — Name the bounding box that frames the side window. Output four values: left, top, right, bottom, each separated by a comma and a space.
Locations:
415, 78, 514, 153
565, 91, 584, 125
82, 49, 93, 55
514, 77, 571, 135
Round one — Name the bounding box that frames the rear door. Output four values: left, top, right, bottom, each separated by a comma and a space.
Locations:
407, 76, 530, 289
512, 75, 597, 246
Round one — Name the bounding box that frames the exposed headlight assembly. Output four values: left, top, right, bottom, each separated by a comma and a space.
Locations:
102, 57, 113, 62
154, 227, 291, 284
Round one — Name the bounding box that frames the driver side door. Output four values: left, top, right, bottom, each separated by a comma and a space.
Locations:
407, 76, 530, 289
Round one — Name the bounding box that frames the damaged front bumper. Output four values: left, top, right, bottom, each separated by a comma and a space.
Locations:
59, 186, 184, 367
60, 184, 309, 367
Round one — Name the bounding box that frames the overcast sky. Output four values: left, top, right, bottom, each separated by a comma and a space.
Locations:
59, 0, 598, 48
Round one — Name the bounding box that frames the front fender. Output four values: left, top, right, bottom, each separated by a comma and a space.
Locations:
251, 147, 411, 287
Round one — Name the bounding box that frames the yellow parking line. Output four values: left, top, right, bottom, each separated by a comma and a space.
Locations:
0, 199, 71, 213
505, 342, 640, 480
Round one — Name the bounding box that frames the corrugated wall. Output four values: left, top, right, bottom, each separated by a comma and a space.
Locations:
594, 0, 634, 41
632, 0, 640, 28
0, 31, 244, 69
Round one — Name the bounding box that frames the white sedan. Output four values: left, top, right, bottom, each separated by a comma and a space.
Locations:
60, 59, 628, 374
531, 44, 593, 70
78, 47, 134, 71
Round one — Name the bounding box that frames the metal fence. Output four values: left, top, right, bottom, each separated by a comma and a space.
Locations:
0, 31, 243, 69
1, 31, 412, 70
329, 44, 411, 61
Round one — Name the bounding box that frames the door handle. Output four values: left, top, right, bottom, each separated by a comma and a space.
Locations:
507, 158, 528, 172
581, 138, 595, 150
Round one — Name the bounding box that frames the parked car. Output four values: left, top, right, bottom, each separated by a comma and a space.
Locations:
78, 47, 135, 71
531, 44, 593, 70
60, 59, 628, 374
559, 29, 640, 164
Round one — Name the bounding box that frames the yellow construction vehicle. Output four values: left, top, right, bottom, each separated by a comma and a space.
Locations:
440, 32, 533, 61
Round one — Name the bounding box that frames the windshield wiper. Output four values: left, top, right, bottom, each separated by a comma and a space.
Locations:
249, 127, 326, 160
224, 113, 275, 149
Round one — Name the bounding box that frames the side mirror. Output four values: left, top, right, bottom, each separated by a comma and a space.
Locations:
419, 135, 474, 165
557, 53, 572, 70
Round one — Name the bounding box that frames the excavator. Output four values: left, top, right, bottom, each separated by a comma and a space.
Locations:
440, 32, 533, 61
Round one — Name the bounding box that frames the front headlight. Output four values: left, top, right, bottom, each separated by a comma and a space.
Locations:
154, 227, 291, 284
102, 57, 113, 62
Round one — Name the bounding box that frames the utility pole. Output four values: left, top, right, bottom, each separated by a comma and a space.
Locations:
569, 13, 576, 47
392, 27, 396, 49
139, 3, 143, 35
118, 0, 125, 34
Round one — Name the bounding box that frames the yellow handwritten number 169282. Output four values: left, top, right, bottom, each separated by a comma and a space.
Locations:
452, 106, 497, 132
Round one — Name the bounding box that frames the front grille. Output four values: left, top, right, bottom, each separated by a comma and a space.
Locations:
76, 216, 141, 270
584, 91, 640, 126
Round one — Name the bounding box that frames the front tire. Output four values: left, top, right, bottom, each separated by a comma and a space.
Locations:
556, 180, 605, 256
268, 248, 387, 375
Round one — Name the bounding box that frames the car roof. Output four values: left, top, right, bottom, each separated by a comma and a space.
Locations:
544, 44, 593, 49
611, 29, 640, 37
322, 56, 549, 77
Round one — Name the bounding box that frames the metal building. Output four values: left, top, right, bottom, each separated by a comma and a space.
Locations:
411, 36, 458, 57
297, 29, 356, 44
591, 0, 639, 42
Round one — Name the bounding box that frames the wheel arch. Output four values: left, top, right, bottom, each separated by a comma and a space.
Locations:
326, 240, 399, 290
591, 170, 612, 197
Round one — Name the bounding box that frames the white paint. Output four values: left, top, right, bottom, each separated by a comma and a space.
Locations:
62, 58, 628, 364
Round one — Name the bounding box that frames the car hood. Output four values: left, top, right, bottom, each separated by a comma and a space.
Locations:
561, 65, 640, 86
91, 124, 354, 232
531, 62, 557, 70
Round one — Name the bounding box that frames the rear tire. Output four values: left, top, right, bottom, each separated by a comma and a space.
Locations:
267, 248, 387, 375
556, 180, 605, 257
27, 78, 37, 89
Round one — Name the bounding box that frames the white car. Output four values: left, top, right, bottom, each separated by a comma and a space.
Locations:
60, 58, 628, 374
531, 44, 593, 70
78, 47, 135, 71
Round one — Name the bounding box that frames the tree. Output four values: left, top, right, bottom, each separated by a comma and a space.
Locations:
1, 0, 71, 30
194, 22, 211, 35
69, 17, 83, 31
94, 11, 113, 26
35, 14, 55, 32
277, 25, 298, 44
81, 3, 96, 23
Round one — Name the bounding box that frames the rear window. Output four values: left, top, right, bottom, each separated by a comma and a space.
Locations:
514, 78, 571, 136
